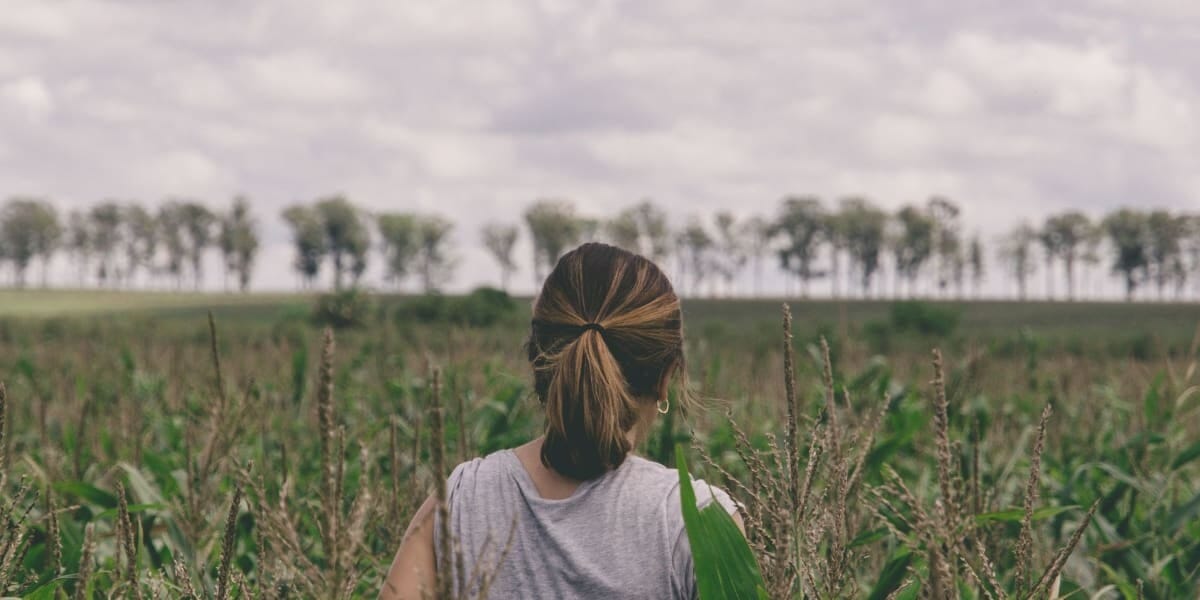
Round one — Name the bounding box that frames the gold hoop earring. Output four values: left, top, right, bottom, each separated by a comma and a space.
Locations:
657, 397, 670, 415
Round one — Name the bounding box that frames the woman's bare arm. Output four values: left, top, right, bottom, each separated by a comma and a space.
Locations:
379, 495, 437, 600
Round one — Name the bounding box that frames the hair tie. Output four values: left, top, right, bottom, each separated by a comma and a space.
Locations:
580, 322, 605, 334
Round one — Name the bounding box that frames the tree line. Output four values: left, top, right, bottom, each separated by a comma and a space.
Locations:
1, 194, 1198, 302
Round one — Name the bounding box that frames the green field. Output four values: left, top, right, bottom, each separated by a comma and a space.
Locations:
0, 290, 1198, 598
3, 288, 1196, 338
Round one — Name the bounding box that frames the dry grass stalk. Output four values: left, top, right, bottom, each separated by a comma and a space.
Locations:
430, 368, 455, 600
389, 416, 402, 537
1026, 499, 1099, 599
45, 494, 62, 576
208, 311, 228, 408
239, 327, 375, 599
178, 314, 253, 560
216, 484, 243, 600
930, 349, 959, 527
1015, 403, 1053, 594
781, 304, 801, 513
711, 310, 885, 599
0, 477, 33, 593
317, 327, 338, 574
117, 481, 143, 600
0, 381, 6, 483
172, 558, 199, 599
75, 523, 96, 600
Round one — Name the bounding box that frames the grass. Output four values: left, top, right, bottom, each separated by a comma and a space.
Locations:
2, 288, 1196, 343
0, 290, 1197, 597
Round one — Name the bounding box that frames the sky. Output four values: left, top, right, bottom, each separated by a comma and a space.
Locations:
1, 0, 1198, 296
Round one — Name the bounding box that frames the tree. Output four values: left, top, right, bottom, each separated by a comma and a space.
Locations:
1185, 215, 1200, 299
604, 201, 673, 264
314, 196, 369, 290
157, 202, 188, 288
178, 202, 216, 290
772, 196, 826, 298
839, 197, 887, 297
66, 210, 92, 284
677, 218, 714, 296
1036, 223, 1060, 300
282, 205, 327, 288
1146, 210, 1187, 300
1080, 223, 1104, 300
378, 213, 420, 290
481, 222, 519, 292
89, 202, 123, 287
1041, 211, 1092, 301
219, 197, 259, 292
122, 203, 158, 288
968, 234, 985, 298
928, 197, 961, 297
740, 216, 772, 296
999, 223, 1037, 300
893, 205, 935, 298
0, 198, 60, 288
712, 211, 746, 296
634, 201, 672, 263
605, 208, 642, 253
1102, 209, 1150, 302
823, 206, 849, 298
413, 215, 456, 293
524, 199, 582, 283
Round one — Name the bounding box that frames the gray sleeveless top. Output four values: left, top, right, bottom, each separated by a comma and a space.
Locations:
434, 449, 737, 599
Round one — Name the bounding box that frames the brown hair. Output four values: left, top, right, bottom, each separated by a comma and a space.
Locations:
525, 242, 687, 480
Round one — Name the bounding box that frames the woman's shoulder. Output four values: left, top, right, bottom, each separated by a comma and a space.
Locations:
445, 449, 519, 495
620, 455, 739, 515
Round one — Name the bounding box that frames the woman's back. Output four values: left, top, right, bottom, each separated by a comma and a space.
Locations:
437, 449, 736, 600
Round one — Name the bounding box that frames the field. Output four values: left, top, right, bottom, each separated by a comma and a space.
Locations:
1, 290, 1198, 598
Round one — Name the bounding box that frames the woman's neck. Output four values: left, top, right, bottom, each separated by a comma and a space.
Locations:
511, 436, 581, 500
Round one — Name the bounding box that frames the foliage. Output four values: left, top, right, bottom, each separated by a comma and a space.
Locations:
0, 293, 1198, 598
312, 287, 377, 329
889, 300, 960, 337
676, 445, 768, 599
395, 287, 519, 329
524, 200, 583, 283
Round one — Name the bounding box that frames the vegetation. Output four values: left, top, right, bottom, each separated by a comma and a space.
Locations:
4, 196, 1200, 304
0, 291, 1196, 597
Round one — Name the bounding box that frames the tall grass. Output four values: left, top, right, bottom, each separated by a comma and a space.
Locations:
0, 302, 1195, 597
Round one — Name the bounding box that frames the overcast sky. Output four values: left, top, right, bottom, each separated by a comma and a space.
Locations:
1, 1, 1197, 295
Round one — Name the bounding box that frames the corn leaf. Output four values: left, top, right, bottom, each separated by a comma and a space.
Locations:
676, 444, 767, 600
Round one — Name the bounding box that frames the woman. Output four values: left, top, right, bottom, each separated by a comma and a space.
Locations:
381, 242, 741, 599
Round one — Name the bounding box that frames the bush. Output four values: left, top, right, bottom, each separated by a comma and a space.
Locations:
395, 287, 520, 328
454, 287, 519, 327
312, 288, 376, 329
889, 300, 960, 336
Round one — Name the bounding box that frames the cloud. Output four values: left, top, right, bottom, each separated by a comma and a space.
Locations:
0, 0, 1197, 294
1, 76, 54, 120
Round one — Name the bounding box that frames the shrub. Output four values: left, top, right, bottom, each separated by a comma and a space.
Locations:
311, 288, 376, 329
395, 287, 520, 328
889, 300, 959, 336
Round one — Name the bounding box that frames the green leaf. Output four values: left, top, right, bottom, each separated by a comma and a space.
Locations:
1172, 439, 1200, 470
867, 548, 913, 600
94, 502, 166, 520
676, 444, 767, 600
974, 504, 1081, 525
53, 481, 117, 508
22, 575, 74, 600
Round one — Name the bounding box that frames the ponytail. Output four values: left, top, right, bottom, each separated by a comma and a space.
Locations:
527, 242, 685, 481
541, 326, 639, 480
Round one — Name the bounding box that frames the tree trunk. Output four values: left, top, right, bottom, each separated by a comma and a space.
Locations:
830, 250, 840, 299
1045, 258, 1054, 301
